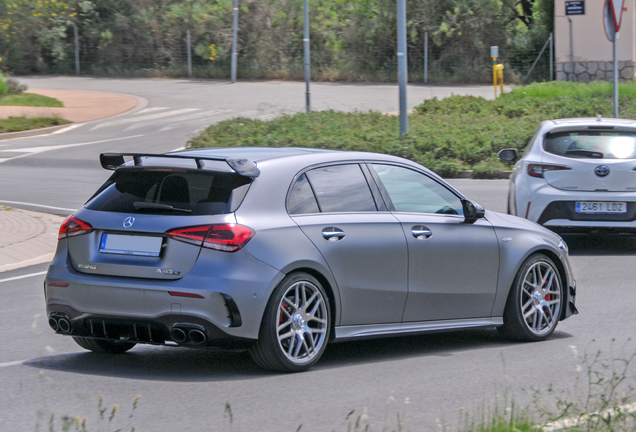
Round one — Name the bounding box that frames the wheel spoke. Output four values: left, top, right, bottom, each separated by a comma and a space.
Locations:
524, 308, 536, 320
522, 299, 533, 311
278, 331, 293, 340
278, 319, 292, 331
293, 335, 303, 358
309, 297, 323, 316
531, 308, 539, 330
301, 283, 308, 307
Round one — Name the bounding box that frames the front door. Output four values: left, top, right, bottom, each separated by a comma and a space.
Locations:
369, 163, 500, 322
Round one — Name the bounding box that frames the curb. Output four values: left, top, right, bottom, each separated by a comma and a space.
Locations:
0, 123, 72, 141
450, 170, 511, 179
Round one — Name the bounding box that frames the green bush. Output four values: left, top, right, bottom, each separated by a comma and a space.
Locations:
0, 73, 8, 97
189, 82, 636, 177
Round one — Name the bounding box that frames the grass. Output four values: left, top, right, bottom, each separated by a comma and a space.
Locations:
0, 116, 70, 133
0, 92, 63, 107
189, 81, 636, 178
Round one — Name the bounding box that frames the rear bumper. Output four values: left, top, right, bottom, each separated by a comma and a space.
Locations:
46, 304, 255, 349
45, 245, 285, 343
522, 184, 636, 231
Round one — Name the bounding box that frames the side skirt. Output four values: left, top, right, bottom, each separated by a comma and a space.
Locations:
334, 317, 503, 341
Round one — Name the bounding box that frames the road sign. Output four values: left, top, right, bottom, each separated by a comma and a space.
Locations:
565, 1, 585, 15
609, 0, 626, 31
604, 0, 617, 41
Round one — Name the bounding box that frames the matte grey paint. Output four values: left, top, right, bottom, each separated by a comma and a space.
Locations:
45, 147, 576, 350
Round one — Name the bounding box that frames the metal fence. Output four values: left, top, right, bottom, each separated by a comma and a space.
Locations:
1, 2, 554, 85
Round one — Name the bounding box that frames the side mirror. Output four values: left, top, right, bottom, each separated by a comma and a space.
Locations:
497, 148, 519, 164
463, 199, 485, 224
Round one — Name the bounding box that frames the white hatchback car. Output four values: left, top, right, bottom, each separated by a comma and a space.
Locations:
499, 117, 636, 234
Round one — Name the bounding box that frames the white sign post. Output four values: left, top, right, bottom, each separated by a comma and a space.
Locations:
605, 0, 625, 117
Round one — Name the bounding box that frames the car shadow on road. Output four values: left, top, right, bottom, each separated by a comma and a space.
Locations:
563, 234, 636, 256
22, 328, 572, 381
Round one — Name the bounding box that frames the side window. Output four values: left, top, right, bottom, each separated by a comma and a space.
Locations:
371, 164, 463, 215
305, 164, 377, 213
288, 173, 320, 215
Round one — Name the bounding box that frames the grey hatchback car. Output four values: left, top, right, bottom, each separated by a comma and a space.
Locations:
45, 148, 577, 372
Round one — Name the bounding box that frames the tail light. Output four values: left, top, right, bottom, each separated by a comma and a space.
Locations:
166, 224, 254, 252
58, 215, 93, 240
527, 163, 571, 178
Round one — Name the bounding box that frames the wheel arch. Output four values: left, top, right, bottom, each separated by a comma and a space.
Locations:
492, 244, 566, 318
533, 249, 569, 320
274, 260, 341, 336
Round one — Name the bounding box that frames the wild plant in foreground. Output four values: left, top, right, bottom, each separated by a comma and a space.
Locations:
534, 340, 636, 432
37, 394, 141, 432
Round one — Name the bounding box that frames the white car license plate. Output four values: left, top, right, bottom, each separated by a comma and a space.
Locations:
575, 201, 627, 214
99, 234, 163, 257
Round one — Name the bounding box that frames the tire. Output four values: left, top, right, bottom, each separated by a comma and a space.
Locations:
498, 254, 563, 342
72, 336, 136, 354
249, 272, 331, 373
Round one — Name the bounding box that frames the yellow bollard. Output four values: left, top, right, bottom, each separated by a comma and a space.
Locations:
493, 64, 504, 98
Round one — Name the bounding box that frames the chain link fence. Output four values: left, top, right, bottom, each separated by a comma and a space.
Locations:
0, 0, 554, 85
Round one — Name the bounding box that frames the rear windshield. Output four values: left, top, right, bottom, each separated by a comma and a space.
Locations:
544, 131, 636, 159
85, 168, 251, 215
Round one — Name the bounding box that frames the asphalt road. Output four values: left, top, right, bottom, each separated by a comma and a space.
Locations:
1, 77, 636, 432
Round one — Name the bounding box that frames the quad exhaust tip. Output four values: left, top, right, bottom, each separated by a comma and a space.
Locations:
49, 315, 72, 334
170, 325, 208, 345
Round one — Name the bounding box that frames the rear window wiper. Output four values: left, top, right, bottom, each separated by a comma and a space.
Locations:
564, 149, 604, 158
133, 202, 192, 213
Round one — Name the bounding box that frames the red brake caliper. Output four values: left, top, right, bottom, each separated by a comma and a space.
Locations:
543, 279, 551, 301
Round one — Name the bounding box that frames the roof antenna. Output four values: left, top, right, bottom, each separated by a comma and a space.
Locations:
597, 114, 602, 122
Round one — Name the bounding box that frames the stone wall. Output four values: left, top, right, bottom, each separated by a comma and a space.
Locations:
555, 61, 635, 82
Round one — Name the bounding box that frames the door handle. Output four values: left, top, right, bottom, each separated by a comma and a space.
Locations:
411, 226, 432, 240
322, 227, 345, 241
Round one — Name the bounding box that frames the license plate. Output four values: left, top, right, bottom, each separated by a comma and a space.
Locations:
99, 234, 163, 257
575, 201, 627, 214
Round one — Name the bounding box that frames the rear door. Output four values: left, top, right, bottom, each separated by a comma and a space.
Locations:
369, 163, 500, 322
289, 164, 409, 326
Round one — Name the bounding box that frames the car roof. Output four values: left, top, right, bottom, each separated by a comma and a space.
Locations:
544, 117, 636, 129
171, 147, 338, 163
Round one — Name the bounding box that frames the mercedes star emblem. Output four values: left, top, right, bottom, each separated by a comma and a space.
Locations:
123, 216, 135, 228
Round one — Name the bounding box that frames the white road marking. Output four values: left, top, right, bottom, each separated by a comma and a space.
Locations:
0, 200, 76, 212
124, 109, 231, 131
51, 124, 83, 135
134, 107, 170, 115
0, 134, 144, 163
0, 271, 47, 284
90, 108, 201, 130
0, 360, 25, 368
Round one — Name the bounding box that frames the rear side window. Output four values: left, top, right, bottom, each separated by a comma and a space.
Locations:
287, 174, 320, 214
288, 164, 377, 214
544, 131, 636, 159
86, 168, 251, 215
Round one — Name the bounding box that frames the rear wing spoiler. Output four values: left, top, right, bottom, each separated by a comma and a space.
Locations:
99, 153, 260, 178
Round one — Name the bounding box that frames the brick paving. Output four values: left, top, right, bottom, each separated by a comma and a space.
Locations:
0, 89, 138, 273
0, 206, 64, 272
0, 89, 138, 122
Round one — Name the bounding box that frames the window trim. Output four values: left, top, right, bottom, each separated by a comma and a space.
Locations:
366, 162, 465, 215
286, 161, 385, 215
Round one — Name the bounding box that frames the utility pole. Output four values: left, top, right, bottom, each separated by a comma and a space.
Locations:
397, 0, 408, 137
231, 0, 239, 83
303, 0, 311, 112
